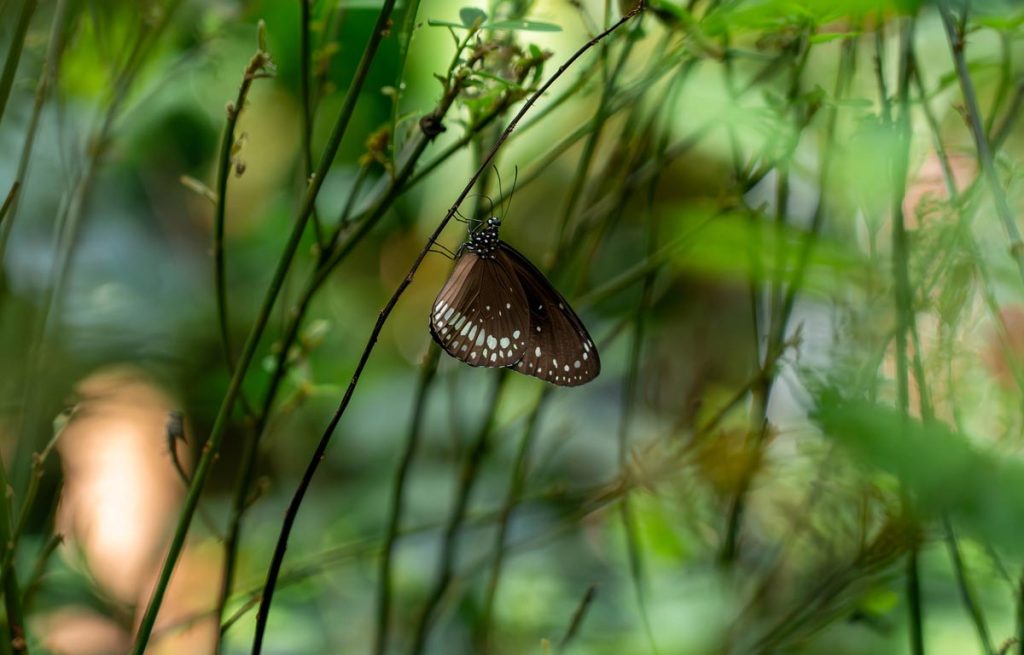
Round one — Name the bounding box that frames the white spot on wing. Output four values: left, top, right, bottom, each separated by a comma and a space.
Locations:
499, 337, 510, 348
487, 335, 497, 349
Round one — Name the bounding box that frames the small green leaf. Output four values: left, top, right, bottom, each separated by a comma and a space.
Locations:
484, 19, 562, 32
473, 70, 519, 88
427, 18, 468, 29
813, 393, 1024, 554
459, 7, 487, 27
809, 32, 860, 44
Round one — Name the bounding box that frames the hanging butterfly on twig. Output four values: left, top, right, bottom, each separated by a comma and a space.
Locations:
429, 176, 600, 387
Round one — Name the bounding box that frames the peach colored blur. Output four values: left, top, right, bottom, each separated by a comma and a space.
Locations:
45, 368, 218, 655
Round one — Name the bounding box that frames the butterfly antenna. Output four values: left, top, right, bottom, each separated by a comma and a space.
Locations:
504, 165, 518, 221
493, 165, 505, 220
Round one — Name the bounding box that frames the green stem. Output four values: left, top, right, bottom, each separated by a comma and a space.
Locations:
373, 345, 440, 655
213, 38, 271, 405
0, 0, 38, 129
0, 453, 27, 654
299, 0, 325, 247
0, 0, 69, 269
477, 389, 550, 651
938, 1, 1024, 286
131, 2, 402, 651
247, 9, 644, 651
409, 374, 507, 655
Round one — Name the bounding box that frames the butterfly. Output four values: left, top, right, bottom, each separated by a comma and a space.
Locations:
429, 216, 600, 387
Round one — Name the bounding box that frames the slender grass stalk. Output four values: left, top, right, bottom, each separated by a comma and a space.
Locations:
132, 2, 402, 651
991, 79, 1024, 150
10, 0, 185, 496
212, 28, 273, 394
553, 14, 643, 259
558, 585, 598, 652
409, 374, 508, 655
938, 1, 1024, 286
215, 73, 470, 634
215, 33, 479, 634
0, 0, 38, 129
912, 48, 1001, 655
21, 532, 60, 611
388, 0, 423, 160
0, 0, 69, 270
477, 389, 551, 651
298, 0, 325, 247
720, 24, 815, 564
247, 9, 644, 651
0, 453, 27, 654
0, 184, 19, 235
373, 345, 441, 655
886, 17, 927, 655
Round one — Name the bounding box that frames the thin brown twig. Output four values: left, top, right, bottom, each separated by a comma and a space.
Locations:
247, 7, 645, 652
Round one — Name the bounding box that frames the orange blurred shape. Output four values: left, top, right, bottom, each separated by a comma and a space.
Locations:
903, 150, 974, 227
56, 368, 184, 604
38, 608, 129, 655
46, 368, 218, 654
983, 306, 1024, 389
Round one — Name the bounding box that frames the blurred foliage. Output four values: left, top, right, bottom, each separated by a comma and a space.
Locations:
1, 0, 1024, 654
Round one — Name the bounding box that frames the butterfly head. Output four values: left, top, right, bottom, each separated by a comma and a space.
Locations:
466, 217, 502, 258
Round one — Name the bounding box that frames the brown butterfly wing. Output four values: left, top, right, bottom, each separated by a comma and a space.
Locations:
497, 244, 600, 386
430, 252, 531, 368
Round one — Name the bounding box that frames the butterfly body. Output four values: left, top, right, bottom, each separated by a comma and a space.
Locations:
430, 218, 600, 387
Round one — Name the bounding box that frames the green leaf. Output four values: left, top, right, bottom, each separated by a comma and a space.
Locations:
427, 18, 468, 29
809, 31, 860, 44
473, 70, 520, 88
813, 393, 1024, 553
459, 7, 487, 27
484, 19, 562, 32
427, 16, 561, 32
668, 208, 863, 296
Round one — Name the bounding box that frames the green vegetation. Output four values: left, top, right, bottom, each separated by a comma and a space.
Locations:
1, 0, 1024, 653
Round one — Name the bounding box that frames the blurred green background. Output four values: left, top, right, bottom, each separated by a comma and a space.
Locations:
3, 0, 1024, 653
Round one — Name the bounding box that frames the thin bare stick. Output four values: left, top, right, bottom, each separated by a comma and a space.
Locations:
131, 1, 402, 650
247, 6, 645, 652
939, 1, 1024, 285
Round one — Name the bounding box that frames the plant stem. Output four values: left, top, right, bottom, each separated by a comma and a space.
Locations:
213, 37, 271, 398
887, 16, 926, 655
0, 0, 38, 129
299, 0, 326, 247
131, 2, 402, 651
558, 585, 598, 652
247, 8, 644, 651
373, 345, 440, 655
409, 374, 507, 655
0, 0, 69, 270
0, 452, 28, 654
477, 389, 551, 652
938, 1, 1024, 286
215, 75, 465, 637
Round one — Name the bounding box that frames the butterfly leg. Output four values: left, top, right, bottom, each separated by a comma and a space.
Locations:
428, 242, 460, 260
